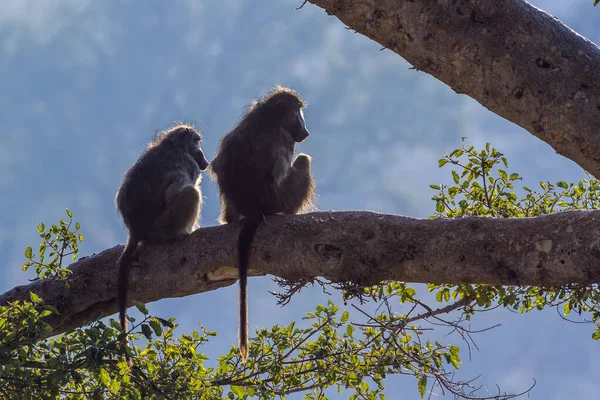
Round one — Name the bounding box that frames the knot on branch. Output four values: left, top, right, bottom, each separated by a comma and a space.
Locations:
315, 243, 343, 274
315, 243, 343, 262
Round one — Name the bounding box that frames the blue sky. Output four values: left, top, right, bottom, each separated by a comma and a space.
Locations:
1, 1, 599, 398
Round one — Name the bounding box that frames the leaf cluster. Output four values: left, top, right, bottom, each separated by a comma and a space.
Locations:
428, 141, 600, 342
22, 209, 84, 281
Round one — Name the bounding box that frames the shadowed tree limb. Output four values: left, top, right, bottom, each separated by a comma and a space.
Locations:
2, 210, 600, 337
306, 0, 600, 177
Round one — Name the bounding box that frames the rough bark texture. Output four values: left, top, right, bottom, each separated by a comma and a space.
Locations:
307, 0, 600, 177
2, 211, 600, 337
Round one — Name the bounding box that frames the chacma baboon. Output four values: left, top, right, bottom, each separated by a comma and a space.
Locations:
209, 86, 316, 362
115, 124, 209, 359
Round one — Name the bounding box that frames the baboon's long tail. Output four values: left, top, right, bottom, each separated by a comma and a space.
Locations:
117, 235, 138, 362
237, 216, 261, 363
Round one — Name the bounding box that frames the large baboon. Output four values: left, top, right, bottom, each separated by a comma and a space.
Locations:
210, 86, 316, 362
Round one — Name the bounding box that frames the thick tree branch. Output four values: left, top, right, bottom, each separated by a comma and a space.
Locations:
307, 0, 600, 177
2, 211, 600, 337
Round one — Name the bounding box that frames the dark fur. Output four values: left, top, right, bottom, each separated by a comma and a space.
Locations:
115, 124, 209, 362
209, 86, 316, 362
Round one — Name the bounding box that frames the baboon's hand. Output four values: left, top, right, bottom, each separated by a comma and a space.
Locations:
293, 153, 312, 171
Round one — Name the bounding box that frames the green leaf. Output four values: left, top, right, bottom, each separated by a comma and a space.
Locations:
435, 200, 444, 213
132, 300, 148, 315
87, 327, 101, 341
450, 356, 460, 369
99, 368, 110, 386
157, 317, 174, 328
429, 184, 441, 190
438, 159, 449, 168
498, 169, 508, 182
42, 305, 59, 314
66, 209, 73, 218
37, 223, 45, 233
109, 378, 121, 393
141, 323, 153, 340
417, 375, 427, 397
452, 170, 460, 184
592, 332, 600, 340
110, 319, 122, 330
29, 292, 40, 303
231, 385, 246, 398
564, 302, 571, 315
25, 246, 33, 259
557, 181, 568, 189
341, 311, 349, 323
149, 319, 163, 336
450, 345, 460, 357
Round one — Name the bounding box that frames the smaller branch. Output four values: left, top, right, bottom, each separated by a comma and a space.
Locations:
281, 318, 329, 360
554, 305, 592, 324
275, 382, 322, 395
295, 0, 308, 10
404, 296, 474, 326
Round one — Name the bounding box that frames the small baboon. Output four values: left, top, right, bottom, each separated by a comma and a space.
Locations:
115, 124, 209, 356
209, 86, 316, 362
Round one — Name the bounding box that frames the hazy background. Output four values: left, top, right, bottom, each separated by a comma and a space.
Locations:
1, 1, 598, 398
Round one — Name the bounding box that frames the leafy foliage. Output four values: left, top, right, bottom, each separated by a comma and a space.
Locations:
431, 141, 600, 218
22, 209, 84, 280
2, 143, 599, 399
428, 140, 600, 344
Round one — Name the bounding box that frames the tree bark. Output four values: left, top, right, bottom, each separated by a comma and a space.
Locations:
2, 211, 600, 337
306, 0, 600, 177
